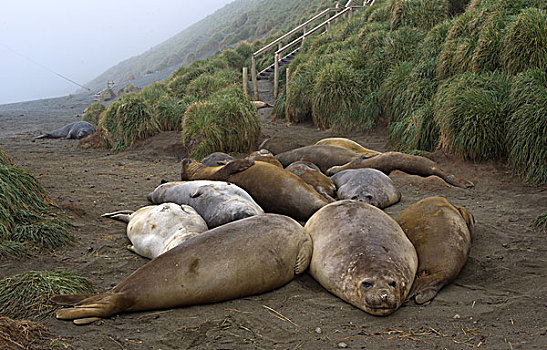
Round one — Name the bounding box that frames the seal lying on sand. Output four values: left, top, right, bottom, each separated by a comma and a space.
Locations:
305, 200, 417, 316
286, 161, 336, 202
200, 152, 235, 166
247, 149, 283, 168
102, 203, 208, 259
315, 138, 380, 156
326, 152, 474, 188
35, 121, 96, 139
52, 214, 312, 325
275, 145, 359, 173
180, 158, 329, 221
331, 168, 401, 209
147, 180, 263, 228
396, 196, 474, 304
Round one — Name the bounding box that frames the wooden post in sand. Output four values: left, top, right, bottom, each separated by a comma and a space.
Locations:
242, 67, 248, 97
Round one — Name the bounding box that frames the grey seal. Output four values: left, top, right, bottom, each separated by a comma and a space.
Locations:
35, 121, 96, 139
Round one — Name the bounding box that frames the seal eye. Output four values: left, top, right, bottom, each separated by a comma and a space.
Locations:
362, 281, 373, 288
389, 281, 396, 288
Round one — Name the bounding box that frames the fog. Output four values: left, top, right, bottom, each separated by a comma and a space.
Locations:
0, 0, 234, 105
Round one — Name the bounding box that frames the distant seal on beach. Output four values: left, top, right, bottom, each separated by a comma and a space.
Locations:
396, 196, 474, 304
247, 149, 283, 168
147, 180, 264, 228
35, 121, 96, 139
286, 161, 336, 201
251, 101, 273, 109
331, 168, 401, 209
305, 200, 417, 316
102, 203, 208, 259
180, 158, 329, 221
326, 152, 474, 188
52, 214, 313, 325
315, 138, 380, 156
200, 152, 235, 166
275, 145, 359, 173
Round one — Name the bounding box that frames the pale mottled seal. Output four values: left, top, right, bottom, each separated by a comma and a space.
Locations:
52, 214, 312, 325
286, 161, 336, 201
147, 180, 263, 228
331, 168, 401, 209
102, 203, 208, 259
180, 159, 329, 221
326, 152, 474, 188
200, 152, 235, 166
315, 138, 380, 156
275, 145, 359, 173
396, 196, 474, 304
305, 200, 418, 316
35, 121, 96, 139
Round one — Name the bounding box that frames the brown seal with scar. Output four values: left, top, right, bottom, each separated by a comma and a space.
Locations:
52, 214, 313, 325
315, 138, 380, 156
275, 145, 359, 173
286, 161, 336, 202
396, 196, 474, 304
180, 158, 329, 221
305, 200, 418, 316
326, 152, 474, 188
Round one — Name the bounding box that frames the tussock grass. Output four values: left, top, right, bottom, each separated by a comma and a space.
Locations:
0, 240, 28, 260
470, 9, 507, 72
272, 92, 286, 120
532, 213, 547, 232
385, 26, 426, 66
502, 7, 547, 75
285, 56, 322, 123
82, 102, 105, 126
117, 83, 141, 96
167, 66, 207, 98
185, 69, 240, 100
0, 271, 95, 319
389, 101, 439, 151
0, 149, 12, 165
379, 61, 414, 123
365, 0, 392, 22
154, 95, 187, 131
421, 19, 455, 59
182, 86, 260, 159
141, 82, 170, 103
101, 94, 161, 151
506, 68, 547, 185
434, 71, 512, 160
391, 0, 449, 31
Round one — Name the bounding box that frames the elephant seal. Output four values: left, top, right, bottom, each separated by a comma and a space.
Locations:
331, 168, 401, 209
52, 214, 312, 325
315, 138, 380, 156
396, 196, 474, 304
200, 152, 235, 166
35, 121, 96, 139
181, 159, 329, 221
102, 203, 208, 259
286, 161, 336, 201
251, 101, 273, 109
305, 200, 418, 316
275, 145, 359, 173
247, 149, 283, 168
147, 180, 263, 228
326, 152, 474, 188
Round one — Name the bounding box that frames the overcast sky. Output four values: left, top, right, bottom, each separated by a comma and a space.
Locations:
0, 0, 234, 105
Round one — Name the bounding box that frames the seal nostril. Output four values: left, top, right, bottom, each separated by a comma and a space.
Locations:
381, 294, 388, 301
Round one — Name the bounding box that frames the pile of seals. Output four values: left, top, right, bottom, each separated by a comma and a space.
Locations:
52, 138, 475, 325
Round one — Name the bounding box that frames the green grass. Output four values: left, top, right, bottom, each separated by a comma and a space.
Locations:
389, 100, 439, 152
434, 71, 512, 161
506, 68, 547, 185
272, 92, 287, 120
0, 270, 95, 319
0, 149, 12, 165
391, 0, 449, 31
182, 86, 260, 159
154, 95, 187, 131
285, 55, 321, 123
82, 102, 106, 127
0, 240, 28, 260
185, 69, 240, 100
531, 213, 547, 232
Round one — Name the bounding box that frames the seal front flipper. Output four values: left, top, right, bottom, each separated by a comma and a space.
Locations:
294, 238, 312, 274
101, 210, 134, 223
211, 159, 254, 180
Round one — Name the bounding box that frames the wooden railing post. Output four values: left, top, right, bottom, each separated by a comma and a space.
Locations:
285, 67, 290, 120
242, 67, 248, 97
274, 53, 280, 100
251, 56, 258, 100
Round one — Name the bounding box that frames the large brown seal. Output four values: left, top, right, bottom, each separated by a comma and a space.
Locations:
275, 145, 359, 173
326, 152, 474, 188
286, 161, 336, 201
305, 200, 418, 316
52, 214, 312, 325
247, 149, 283, 168
315, 138, 380, 156
180, 159, 329, 221
396, 196, 474, 304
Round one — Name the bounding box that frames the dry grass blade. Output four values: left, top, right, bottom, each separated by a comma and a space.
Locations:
262, 305, 299, 328
0, 317, 53, 350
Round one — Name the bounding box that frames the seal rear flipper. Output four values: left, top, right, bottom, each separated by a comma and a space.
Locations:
55, 293, 133, 323
409, 274, 445, 304
101, 210, 134, 223
34, 134, 50, 140
294, 238, 313, 274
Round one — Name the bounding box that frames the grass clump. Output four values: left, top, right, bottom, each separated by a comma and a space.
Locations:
0, 149, 12, 165
154, 95, 187, 131
502, 7, 547, 75
272, 92, 286, 120
506, 68, 547, 185
0, 240, 28, 260
390, 100, 439, 152
433, 71, 512, 161
391, 0, 449, 31
182, 86, 260, 159
531, 213, 547, 232
0, 317, 53, 349
0, 270, 95, 319
185, 69, 240, 100
385, 26, 426, 66
82, 102, 105, 126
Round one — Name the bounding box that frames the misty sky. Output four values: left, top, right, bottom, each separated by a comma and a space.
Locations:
0, 0, 234, 105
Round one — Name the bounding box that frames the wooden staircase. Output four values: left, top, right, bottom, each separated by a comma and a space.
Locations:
250, 0, 376, 101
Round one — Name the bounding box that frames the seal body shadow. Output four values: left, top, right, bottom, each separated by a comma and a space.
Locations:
53, 214, 312, 324
305, 200, 417, 316
396, 196, 474, 304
